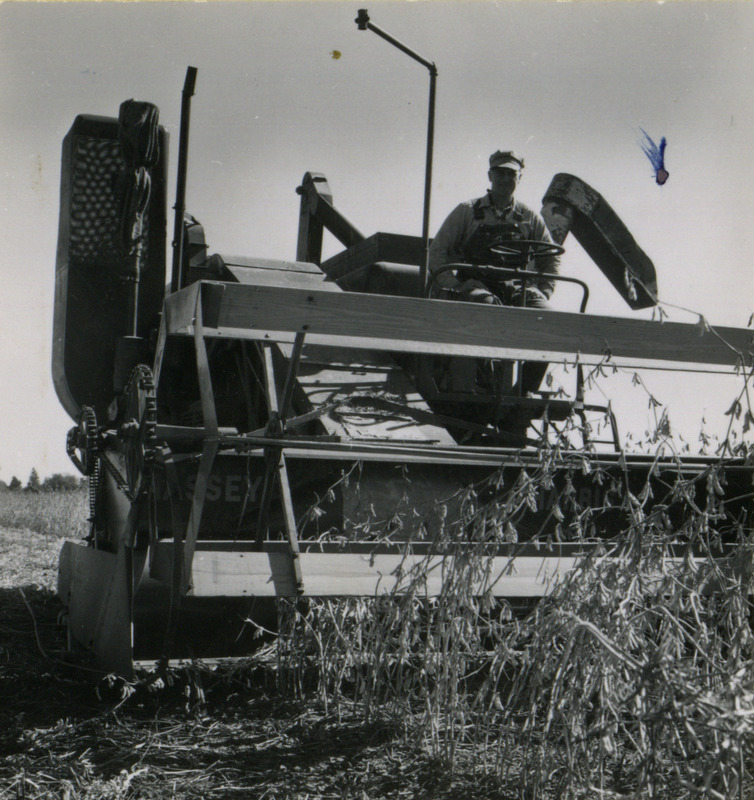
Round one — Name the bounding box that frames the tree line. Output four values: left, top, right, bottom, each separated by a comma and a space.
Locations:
3, 468, 86, 492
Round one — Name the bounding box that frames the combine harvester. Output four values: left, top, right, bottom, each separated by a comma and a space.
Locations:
54, 66, 753, 676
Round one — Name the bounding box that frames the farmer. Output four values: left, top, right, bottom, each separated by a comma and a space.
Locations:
427, 149, 561, 397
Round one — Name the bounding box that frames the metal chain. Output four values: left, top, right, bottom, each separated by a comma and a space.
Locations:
99, 450, 137, 503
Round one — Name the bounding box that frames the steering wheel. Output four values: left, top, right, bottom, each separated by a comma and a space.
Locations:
487, 238, 565, 262
427, 239, 565, 299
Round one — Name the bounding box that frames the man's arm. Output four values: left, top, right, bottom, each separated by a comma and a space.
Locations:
528, 211, 561, 298
427, 203, 472, 294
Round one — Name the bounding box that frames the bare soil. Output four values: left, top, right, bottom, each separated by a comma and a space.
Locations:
0, 527, 510, 799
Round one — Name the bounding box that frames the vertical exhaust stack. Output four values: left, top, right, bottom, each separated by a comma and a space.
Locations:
170, 66, 198, 294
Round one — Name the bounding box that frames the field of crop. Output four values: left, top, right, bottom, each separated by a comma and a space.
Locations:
1, 476, 754, 799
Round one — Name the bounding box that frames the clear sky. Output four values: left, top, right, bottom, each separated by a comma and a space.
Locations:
1, 0, 753, 482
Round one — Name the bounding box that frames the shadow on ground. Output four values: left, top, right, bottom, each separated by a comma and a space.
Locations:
0, 584, 505, 799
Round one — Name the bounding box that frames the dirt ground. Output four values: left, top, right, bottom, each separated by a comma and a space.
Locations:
0, 528, 510, 800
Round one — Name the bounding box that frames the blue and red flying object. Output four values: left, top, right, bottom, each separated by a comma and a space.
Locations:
639, 129, 669, 185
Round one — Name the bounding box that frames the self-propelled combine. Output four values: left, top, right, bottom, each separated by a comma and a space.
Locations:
54, 69, 753, 675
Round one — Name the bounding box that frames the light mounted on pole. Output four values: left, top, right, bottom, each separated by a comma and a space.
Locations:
355, 9, 437, 295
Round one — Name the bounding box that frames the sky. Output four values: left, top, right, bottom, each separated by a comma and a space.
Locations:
1, 0, 753, 482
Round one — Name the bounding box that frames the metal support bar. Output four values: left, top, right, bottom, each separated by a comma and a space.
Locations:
193, 287, 219, 435
356, 9, 434, 70
254, 461, 276, 547
151, 422, 739, 473
254, 344, 304, 591
151, 310, 168, 390
422, 68, 437, 295
254, 345, 280, 545
296, 172, 365, 264
161, 279, 220, 593
181, 438, 219, 593
431, 264, 589, 313
118, 100, 160, 338
279, 332, 306, 420
262, 343, 280, 416
277, 452, 304, 593
355, 9, 437, 295
155, 445, 186, 670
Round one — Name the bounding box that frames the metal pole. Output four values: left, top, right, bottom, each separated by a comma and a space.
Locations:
355, 10, 436, 295
171, 66, 198, 294
423, 67, 437, 295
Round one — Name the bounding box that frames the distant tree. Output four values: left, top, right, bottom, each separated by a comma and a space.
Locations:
43, 473, 80, 492
25, 468, 41, 492
8, 476, 21, 491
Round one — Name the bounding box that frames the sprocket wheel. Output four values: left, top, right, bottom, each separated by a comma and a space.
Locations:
66, 406, 100, 476
120, 364, 157, 497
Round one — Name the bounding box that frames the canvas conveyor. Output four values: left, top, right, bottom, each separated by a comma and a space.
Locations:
53, 74, 754, 676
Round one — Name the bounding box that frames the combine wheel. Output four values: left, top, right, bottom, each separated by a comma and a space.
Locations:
66, 406, 100, 476
120, 365, 158, 498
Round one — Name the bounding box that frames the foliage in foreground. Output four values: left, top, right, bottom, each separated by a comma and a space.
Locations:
272, 351, 754, 799
274, 456, 754, 799
6, 439, 754, 799
502, 535, 754, 798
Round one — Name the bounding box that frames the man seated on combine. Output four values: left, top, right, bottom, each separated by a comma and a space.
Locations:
427, 149, 561, 400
